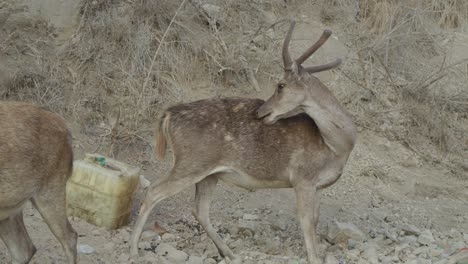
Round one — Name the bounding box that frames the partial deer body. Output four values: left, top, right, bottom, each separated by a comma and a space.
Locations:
130, 21, 356, 264
0, 102, 77, 264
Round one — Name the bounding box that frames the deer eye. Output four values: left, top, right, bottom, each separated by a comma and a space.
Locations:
277, 83, 286, 91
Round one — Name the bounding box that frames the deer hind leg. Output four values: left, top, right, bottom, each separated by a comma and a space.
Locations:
192, 173, 241, 263
31, 187, 78, 264
130, 167, 215, 259
295, 184, 323, 264
0, 211, 36, 264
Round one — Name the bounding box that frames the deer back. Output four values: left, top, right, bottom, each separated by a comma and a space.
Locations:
0, 102, 73, 207
160, 98, 333, 184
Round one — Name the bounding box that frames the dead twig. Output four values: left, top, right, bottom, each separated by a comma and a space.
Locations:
138, 0, 187, 105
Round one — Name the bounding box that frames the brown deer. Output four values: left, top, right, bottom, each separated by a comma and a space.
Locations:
130, 21, 357, 263
0, 102, 77, 264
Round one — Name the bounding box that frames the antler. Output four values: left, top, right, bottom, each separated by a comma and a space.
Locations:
295, 29, 332, 66
282, 21, 296, 70
304, 58, 342, 74
282, 21, 342, 74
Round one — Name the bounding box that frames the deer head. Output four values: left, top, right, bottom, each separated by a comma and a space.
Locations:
257, 21, 342, 124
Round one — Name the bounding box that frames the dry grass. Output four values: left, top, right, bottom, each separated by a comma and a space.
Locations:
320, 0, 468, 171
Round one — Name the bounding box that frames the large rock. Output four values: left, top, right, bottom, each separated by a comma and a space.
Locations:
326, 221, 366, 244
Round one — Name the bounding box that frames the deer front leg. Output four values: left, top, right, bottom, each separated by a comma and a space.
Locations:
294, 184, 323, 264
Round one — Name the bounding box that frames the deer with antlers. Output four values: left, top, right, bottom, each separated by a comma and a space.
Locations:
130, 21, 357, 263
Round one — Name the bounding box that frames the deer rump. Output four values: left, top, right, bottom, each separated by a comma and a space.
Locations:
155, 97, 332, 190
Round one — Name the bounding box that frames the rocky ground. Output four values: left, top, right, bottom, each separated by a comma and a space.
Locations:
2, 131, 467, 264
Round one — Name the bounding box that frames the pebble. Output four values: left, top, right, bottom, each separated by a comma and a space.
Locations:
347, 239, 360, 249
326, 221, 366, 244
400, 224, 421, 236
362, 245, 379, 264
187, 255, 203, 264
141, 230, 160, 241
346, 248, 360, 261
324, 253, 339, 264
139, 174, 151, 188
162, 233, 176, 240
418, 230, 435, 246
400, 235, 418, 244
155, 243, 188, 264
204, 258, 217, 264
243, 214, 260, 220
448, 229, 462, 239
78, 244, 96, 254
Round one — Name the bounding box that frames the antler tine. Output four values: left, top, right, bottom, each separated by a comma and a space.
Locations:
282, 21, 296, 70
295, 29, 332, 66
303, 58, 342, 74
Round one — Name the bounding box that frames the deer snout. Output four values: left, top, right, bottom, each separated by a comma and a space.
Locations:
256, 104, 271, 119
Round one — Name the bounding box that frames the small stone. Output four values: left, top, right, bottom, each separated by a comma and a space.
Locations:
347, 239, 360, 249
157, 256, 172, 264
242, 214, 260, 220
418, 230, 435, 246
384, 230, 398, 242
162, 233, 176, 240
362, 245, 378, 264
141, 230, 159, 241
418, 259, 431, 264
78, 244, 96, 254
413, 246, 429, 257
400, 224, 421, 236
396, 242, 410, 253
265, 237, 281, 254
155, 243, 188, 264
187, 255, 203, 264
139, 175, 151, 188
384, 214, 397, 223
371, 209, 388, 222
400, 235, 418, 244
404, 259, 419, 264
449, 229, 462, 239
324, 253, 339, 264
346, 248, 360, 261
204, 258, 217, 264
237, 219, 257, 234
233, 210, 244, 219
381, 256, 397, 264
326, 221, 366, 244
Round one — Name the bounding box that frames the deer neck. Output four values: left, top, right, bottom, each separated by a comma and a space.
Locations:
302, 94, 357, 157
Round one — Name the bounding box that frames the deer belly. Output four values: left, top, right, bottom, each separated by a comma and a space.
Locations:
216, 168, 292, 189
0, 200, 27, 220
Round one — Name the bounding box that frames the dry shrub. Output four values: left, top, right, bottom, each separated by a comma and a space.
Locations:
326, 0, 468, 171
431, 0, 468, 28
52, 0, 304, 155
359, 0, 398, 33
